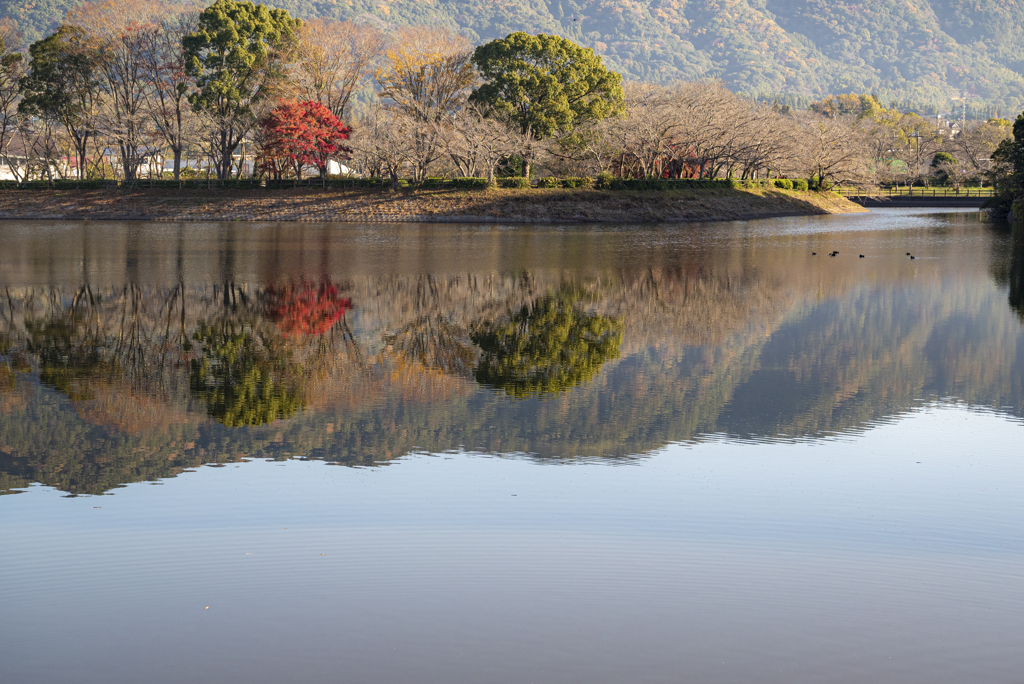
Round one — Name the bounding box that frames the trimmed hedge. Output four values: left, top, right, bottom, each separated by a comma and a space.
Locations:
497, 176, 530, 189
143, 179, 193, 189
264, 177, 390, 189
411, 177, 491, 189
0, 179, 107, 190
329, 177, 387, 189
0, 175, 816, 193
133, 179, 205, 189
0, 177, 494, 191
452, 177, 490, 189
218, 179, 261, 189
599, 178, 743, 190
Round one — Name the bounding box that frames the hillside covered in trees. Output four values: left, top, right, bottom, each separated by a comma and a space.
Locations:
3, 0, 1024, 112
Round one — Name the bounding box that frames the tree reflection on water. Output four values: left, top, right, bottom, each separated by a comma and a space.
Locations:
1008, 227, 1024, 321
189, 322, 306, 428
471, 291, 623, 398
2, 217, 1024, 495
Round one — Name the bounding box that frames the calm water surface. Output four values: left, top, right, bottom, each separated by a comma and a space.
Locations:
1, 209, 1023, 683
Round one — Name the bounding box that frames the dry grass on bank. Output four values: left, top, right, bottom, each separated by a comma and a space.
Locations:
0, 186, 866, 223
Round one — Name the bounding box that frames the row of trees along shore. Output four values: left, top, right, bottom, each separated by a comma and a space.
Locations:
0, 0, 1020, 192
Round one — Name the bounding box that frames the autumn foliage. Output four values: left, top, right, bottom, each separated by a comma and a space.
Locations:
264, 281, 352, 337
259, 100, 352, 179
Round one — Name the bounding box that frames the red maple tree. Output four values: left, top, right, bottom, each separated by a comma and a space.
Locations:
258, 100, 352, 180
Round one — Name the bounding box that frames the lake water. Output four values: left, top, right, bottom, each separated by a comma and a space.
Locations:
1, 209, 1023, 684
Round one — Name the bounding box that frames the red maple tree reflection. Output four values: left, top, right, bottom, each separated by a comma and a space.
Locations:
264, 281, 352, 337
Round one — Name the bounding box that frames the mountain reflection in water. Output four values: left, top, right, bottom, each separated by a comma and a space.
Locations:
1, 211, 1022, 495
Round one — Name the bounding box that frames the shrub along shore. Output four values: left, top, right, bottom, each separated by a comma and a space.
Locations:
0, 185, 865, 224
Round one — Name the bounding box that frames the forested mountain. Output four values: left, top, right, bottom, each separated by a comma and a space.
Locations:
2, 0, 1023, 111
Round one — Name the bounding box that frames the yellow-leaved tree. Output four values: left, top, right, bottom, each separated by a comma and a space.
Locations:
375, 26, 476, 123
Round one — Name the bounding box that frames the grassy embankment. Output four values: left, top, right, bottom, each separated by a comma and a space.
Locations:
0, 186, 866, 223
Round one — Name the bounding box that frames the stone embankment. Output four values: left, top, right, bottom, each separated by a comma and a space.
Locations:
0, 186, 866, 223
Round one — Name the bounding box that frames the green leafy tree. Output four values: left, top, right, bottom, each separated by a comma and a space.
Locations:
18, 25, 102, 181
988, 113, 1024, 219
931, 150, 956, 185
470, 32, 624, 177
189, 322, 305, 427
470, 292, 623, 398
183, 0, 300, 180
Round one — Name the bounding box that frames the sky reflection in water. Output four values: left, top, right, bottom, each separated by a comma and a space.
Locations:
1, 209, 1023, 684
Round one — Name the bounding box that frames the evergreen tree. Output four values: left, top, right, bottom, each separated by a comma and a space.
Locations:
183, 0, 299, 179
470, 32, 623, 177
19, 25, 101, 181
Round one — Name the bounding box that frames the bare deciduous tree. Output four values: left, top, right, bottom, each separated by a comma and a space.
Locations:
0, 18, 26, 180
70, 0, 158, 180
584, 81, 797, 182
351, 106, 413, 190
949, 120, 1012, 177
444, 103, 515, 182
795, 114, 868, 187
296, 18, 383, 121
139, 4, 201, 180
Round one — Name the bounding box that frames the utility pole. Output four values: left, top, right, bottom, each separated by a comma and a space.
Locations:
956, 91, 969, 135
910, 129, 922, 195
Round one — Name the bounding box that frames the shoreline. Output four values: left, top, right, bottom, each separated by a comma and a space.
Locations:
0, 186, 867, 223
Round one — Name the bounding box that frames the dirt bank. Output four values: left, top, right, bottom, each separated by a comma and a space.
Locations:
0, 186, 866, 223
